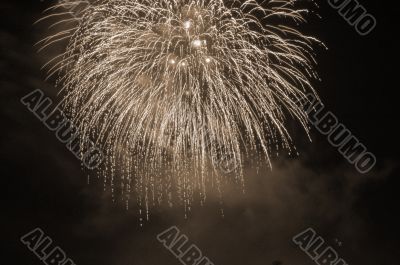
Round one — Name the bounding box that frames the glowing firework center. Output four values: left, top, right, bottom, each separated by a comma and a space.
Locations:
149, 4, 217, 101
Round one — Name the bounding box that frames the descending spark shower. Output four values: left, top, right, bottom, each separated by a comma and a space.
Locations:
40, 0, 321, 215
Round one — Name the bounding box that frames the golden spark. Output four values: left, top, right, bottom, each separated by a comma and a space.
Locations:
39, 0, 322, 216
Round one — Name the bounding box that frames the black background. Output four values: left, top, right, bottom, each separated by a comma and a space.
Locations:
1, 1, 399, 265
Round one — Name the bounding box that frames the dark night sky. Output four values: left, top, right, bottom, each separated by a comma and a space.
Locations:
1, 1, 399, 265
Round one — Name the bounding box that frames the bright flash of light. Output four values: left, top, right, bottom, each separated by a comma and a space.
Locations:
39, 0, 322, 216
183, 20, 192, 29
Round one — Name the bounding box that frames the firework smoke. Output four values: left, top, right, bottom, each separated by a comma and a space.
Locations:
39, 0, 321, 214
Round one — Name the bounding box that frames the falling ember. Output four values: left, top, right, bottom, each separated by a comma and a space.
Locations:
39, 0, 322, 215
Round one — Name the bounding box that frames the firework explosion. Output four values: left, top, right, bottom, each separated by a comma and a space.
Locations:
39, 0, 321, 215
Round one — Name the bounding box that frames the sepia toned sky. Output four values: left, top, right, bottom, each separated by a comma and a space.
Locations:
2, 1, 399, 265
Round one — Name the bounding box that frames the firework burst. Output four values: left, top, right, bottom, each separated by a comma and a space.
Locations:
39, 0, 321, 214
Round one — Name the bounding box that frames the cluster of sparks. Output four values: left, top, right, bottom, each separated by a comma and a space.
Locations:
39, 0, 321, 216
